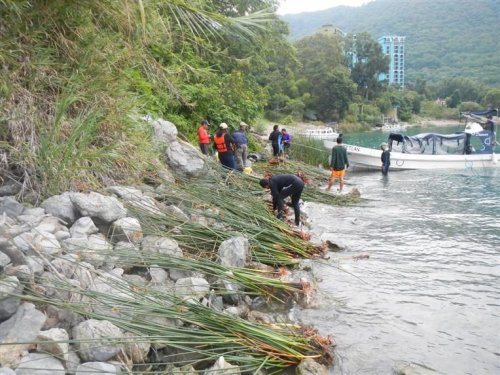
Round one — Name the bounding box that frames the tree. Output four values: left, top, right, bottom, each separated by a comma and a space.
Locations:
447, 89, 461, 108
344, 32, 389, 100
294, 32, 356, 120
308, 67, 357, 121
483, 88, 500, 110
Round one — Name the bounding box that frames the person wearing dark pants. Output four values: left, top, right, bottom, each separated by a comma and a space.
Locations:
260, 174, 304, 226
380, 142, 391, 176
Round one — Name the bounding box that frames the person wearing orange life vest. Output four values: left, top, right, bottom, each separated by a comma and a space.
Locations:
197, 119, 211, 155
213, 123, 236, 169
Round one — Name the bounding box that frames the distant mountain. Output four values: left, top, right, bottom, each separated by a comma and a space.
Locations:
281, 0, 500, 86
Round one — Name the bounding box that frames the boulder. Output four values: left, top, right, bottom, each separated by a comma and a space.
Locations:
61, 234, 112, 268
76, 362, 121, 375
41, 192, 78, 225
0, 180, 21, 197
0, 197, 24, 218
123, 332, 150, 364
166, 141, 206, 177
34, 216, 67, 235
36, 328, 70, 363
0, 303, 46, 367
70, 192, 127, 224
174, 277, 210, 301
14, 353, 65, 375
16, 207, 45, 227
72, 319, 124, 362
296, 359, 328, 375
0, 252, 10, 270
51, 254, 79, 279
141, 236, 183, 258
0, 239, 26, 265
110, 217, 143, 244
218, 237, 249, 268
0, 276, 23, 321
152, 118, 178, 145
70, 217, 99, 238
32, 231, 62, 256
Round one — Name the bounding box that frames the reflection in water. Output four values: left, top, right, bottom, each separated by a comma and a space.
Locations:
300, 169, 500, 375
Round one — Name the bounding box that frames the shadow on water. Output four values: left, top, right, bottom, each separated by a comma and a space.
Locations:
300, 167, 500, 375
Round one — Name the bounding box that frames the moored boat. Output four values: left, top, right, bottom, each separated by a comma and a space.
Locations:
296, 127, 339, 140
324, 109, 499, 170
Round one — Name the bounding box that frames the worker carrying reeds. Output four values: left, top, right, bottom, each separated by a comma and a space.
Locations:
260, 174, 304, 226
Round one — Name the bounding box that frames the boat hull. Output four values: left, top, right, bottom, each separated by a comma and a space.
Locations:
323, 141, 500, 170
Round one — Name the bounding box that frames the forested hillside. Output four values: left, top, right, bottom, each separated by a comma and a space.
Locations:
282, 0, 500, 85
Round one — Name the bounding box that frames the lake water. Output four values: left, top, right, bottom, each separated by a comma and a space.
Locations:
298, 127, 500, 375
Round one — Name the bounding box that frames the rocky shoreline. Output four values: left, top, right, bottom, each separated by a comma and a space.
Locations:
0, 118, 330, 375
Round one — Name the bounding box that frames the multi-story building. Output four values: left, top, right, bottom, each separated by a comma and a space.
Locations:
378, 35, 405, 88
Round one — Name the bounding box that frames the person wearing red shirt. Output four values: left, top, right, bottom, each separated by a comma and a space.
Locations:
197, 119, 210, 155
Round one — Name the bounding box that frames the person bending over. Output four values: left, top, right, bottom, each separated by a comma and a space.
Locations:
260, 174, 304, 226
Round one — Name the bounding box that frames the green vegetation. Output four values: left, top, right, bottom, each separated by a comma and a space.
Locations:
3, 1, 497, 202
282, 0, 500, 86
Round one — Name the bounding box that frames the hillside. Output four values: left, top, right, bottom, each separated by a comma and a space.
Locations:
282, 0, 500, 86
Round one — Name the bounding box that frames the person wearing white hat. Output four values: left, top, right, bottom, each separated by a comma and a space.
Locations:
380, 142, 391, 176
213, 123, 236, 169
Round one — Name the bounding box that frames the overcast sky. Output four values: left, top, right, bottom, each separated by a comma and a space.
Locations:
277, 0, 372, 15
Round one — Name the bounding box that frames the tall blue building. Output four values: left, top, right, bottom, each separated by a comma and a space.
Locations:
378, 36, 405, 88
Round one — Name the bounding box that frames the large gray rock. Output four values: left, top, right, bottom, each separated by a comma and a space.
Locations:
14, 353, 65, 375
36, 328, 70, 363
41, 192, 78, 225
0, 303, 46, 367
166, 141, 206, 177
0, 276, 23, 320
106, 186, 163, 215
141, 235, 183, 257
34, 216, 67, 235
123, 331, 150, 364
152, 118, 178, 145
16, 207, 45, 227
76, 362, 120, 375
110, 217, 143, 244
61, 234, 112, 268
0, 239, 26, 265
295, 358, 328, 375
218, 236, 249, 268
0, 367, 15, 375
51, 254, 79, 279
0, 252, 10, 270
70, 192, 127, 224
32, 231, 62, 256
70, 217, 99, 238
0, 180, 21, 197
0, 197, 24, 218
72, 319, 124, 362
174, 277, 210, 301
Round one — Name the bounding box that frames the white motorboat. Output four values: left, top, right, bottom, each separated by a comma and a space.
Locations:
296, 127, 339, 140
324, 110, 499, 170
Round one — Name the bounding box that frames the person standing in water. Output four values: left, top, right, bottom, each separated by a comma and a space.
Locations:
381, 142, 391, 176
326, 137, 349, 192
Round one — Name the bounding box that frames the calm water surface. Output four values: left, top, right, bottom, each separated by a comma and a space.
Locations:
298, 128, 500, 375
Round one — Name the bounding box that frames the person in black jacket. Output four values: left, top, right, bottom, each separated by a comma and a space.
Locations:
268, 125, 281, 156
260, 174, 304, 226
380, 142, 391, 176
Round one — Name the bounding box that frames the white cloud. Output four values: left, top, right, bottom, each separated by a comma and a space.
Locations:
277, 0, 372, 15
